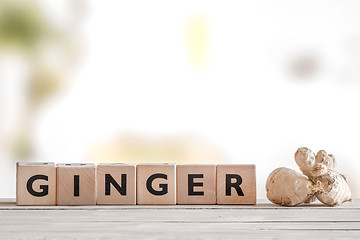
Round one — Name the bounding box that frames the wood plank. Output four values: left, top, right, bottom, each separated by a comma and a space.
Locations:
1, 209, 359, 223
0, 198, 358, 209
0, 223, 360, 239
0, 198, 359, 239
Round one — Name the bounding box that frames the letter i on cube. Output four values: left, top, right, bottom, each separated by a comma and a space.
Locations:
57, 163, 96, 205
16, 162, 257, 205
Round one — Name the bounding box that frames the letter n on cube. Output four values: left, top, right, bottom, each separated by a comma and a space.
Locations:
97, 163, 136, 205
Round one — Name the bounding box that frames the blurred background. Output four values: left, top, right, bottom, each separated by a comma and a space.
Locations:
1, 0, 360, 199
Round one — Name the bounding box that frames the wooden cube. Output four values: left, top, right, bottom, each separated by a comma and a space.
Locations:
216, 164, 256, 204
136, 164, 176, 205
97, 163, 136, 205
57, 163, 96, 205
177, 164, 216, 204
16, 162, 56, 206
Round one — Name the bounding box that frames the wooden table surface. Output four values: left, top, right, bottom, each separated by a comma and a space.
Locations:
0, 198, 359, 239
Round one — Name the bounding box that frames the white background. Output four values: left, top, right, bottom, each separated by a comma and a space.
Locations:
1, 0, 360, 199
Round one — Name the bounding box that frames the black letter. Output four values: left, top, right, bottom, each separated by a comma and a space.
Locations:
146, 173, 168, 195
226, 174, 244, 196
26, 175, 49, 197
74, 175, 79, 197
105, 174, 127, 195
188, 174, 204, 196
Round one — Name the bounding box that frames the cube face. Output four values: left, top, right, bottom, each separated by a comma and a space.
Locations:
57, 163, 96, 205
136, 164, 176, 205
177, 165, 216, 204
97, 163, 136, 205
216, 165, 256, 204
16, 162, 56, 206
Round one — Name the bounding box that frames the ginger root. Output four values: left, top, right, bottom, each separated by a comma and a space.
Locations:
266, 167, 314, 206
315, 150, 336, 170
294, 147, 315, 178
311, 163, 351, 206
266, 147, 351, 207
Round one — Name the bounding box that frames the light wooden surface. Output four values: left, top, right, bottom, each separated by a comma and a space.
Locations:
57, 163, 96, 206
97, 163, 136, 205
177, 164, 216, 204
0, 198, 359, 239
136, 164, 176, 205
216, 164, 256, 204
16, 162, 56, 206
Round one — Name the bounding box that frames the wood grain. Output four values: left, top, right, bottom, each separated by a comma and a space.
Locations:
57, 163, 96, 205
177, 164, 216, 204
0, 199, 358, 239
216, 164, 256, 204
136, 164, 176, 205
97, 163, 136, 205
16, 162, 56, 206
